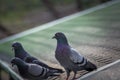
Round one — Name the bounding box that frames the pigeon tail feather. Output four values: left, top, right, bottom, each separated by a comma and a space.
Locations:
47, 67, 64, 73
85, 61, 97, 71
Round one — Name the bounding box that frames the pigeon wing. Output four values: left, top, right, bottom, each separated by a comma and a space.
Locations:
28, 64, 44, 76
69, 48, 87, 66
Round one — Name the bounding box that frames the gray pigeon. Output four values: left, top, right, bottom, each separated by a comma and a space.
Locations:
11, 57, 60, 80
52, 32, 97, 80
12, 42, 64, 73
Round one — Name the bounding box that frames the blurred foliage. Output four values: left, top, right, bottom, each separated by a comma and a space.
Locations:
0, 0, 74, 17
0, 0, 43, 21
0, 0, 111, 30
0, 0, 101, 21
0, 0, 111, 15
0, 0, 43, 13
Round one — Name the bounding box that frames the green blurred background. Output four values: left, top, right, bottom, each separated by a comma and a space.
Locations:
0, 0, 111, 39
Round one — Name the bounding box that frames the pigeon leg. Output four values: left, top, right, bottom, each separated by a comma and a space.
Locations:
66, 69, 71, 80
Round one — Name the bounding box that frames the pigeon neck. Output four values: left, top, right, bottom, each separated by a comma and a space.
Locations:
14, 47, 27, 59
15, 47, 23, 52
57, 38, 69, 46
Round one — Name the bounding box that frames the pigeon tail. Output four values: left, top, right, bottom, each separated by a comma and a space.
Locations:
48, 67, 64, 73
85, 61, 97, 71
46, 69, 61, 77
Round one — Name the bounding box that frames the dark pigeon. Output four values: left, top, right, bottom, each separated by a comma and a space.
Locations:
11, 57, 60, 80
12, 42, 30, 60
52, 32, 97, 80
12, 42, 64, 73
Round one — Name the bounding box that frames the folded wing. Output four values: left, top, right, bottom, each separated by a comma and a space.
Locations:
69, 48, 87, 66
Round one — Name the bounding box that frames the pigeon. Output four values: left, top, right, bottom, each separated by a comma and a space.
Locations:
12, 42, 64, 73
52, 32, 97, 80
11, 57, 60, 80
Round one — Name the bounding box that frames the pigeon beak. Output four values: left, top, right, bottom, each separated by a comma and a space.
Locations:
52, 36, 56, 39
11, 63, 15, 67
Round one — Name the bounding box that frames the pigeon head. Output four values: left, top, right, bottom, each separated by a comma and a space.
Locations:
52, 32, 66, 39
12, 42, 23, 50
11, 57, 25, 67
52, 32, 69, 45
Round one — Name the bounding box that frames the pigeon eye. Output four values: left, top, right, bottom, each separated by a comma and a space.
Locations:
55, 34, 58, 37
56, 33, 61, 36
